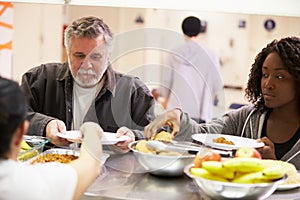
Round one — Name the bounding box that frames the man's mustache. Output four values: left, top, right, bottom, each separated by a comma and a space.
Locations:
77, 69, 97, 76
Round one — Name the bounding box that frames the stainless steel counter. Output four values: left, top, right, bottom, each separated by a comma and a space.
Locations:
82, 152, 300, 200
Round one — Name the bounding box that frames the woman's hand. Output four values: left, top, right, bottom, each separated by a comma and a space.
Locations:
256, 137, 276, 159
80, 122, 103, 162
144, 109, 182, 139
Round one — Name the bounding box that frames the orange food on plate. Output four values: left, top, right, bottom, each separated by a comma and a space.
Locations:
30, 153, 78, 164
213, 136, 235, 145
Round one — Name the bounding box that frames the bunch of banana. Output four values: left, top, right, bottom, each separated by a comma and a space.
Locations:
190, 157, 285, 184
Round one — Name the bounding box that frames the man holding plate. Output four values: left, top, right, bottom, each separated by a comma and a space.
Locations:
21, 16, 155, 153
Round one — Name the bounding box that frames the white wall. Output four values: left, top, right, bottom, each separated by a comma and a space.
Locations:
12, 3, 63, 82
10, 3, 300, 110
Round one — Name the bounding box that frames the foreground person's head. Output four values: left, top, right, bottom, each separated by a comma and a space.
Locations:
0, 76, 28, 160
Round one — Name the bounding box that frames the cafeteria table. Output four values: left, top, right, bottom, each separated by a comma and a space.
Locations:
82, 152, 300, 200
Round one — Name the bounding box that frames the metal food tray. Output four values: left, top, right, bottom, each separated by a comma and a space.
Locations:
29, 148, 109, 165
28, 148, 79, 164
35, 148, 80, 157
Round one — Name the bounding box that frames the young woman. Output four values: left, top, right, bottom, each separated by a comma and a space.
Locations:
144, 36, 300, 169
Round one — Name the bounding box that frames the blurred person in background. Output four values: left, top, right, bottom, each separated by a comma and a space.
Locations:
159, 16, 223, 124
20, 16, 155, 153
0, 76, 103, 200
144, 36, 300, 169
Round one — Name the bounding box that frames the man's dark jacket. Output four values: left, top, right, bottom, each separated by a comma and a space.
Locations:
20, 62, 155, 139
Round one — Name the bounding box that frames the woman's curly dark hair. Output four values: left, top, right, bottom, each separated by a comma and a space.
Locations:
245, 36, 300, 110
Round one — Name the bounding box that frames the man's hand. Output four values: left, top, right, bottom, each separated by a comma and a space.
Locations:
113, 126, 135, 153
45, 119, 71, 146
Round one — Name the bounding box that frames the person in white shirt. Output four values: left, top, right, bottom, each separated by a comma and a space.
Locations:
161, 16, 223, 123
0, 76, 103, 200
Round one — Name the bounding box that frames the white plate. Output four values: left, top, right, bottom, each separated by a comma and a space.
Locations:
102, 132, 130, 145
57, 131, 130, 145
277, 173, 300, 191
57, 131, 82, 143
191, 133, 264, 150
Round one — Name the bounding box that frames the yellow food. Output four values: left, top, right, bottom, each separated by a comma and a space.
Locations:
18, 140, 39, 161
201, 161, 235, 179
190, 167, 228, 182
153, 131, 173, 142
222, 157, 265, 173
135, 140, 156, 154
18, 150, 39, 161
232, 166, 284, 184
261, 159, 300, 185
191, 158, 287, 184
262, 166, 286, 180
232, 171, 267, 184
134, 131, 182, 156
21, 140, 32, 150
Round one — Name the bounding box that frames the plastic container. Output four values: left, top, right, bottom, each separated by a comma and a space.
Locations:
18, 135, 50, 161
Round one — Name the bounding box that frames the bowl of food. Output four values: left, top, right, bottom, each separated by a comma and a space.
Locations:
184, 157, 287, 200
129, 140, 195, 176
18, 135, 50, 161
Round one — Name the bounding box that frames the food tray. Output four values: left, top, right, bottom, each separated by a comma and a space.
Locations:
29, 148, 109, 165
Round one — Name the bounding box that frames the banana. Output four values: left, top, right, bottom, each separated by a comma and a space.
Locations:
232, 171, 267, 184
261, 166, 285, 180
18, 150, 39, 161
222, 157, 265, 173
191, 157, 285, 184
190, 167, 228, 182
201, 161, 235, 179
19, 140, 38, 161
21, 140, 32, 150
